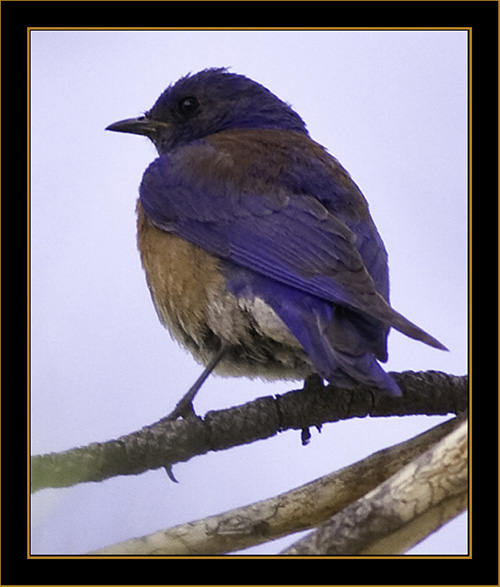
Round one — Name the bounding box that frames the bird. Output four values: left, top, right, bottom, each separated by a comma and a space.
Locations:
106, 67, 447, 418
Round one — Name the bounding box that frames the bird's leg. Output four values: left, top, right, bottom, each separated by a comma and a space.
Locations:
166, 343, 228, 420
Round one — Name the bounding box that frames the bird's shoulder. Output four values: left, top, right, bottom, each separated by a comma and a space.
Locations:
141, 128, 372, 225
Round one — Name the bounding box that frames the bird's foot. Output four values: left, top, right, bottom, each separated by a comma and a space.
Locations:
165, 343, 228, 421
165, 396, 198, 421
303, 373, 325, 392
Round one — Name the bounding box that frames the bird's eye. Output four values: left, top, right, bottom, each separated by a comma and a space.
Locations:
178, 96, 200, 118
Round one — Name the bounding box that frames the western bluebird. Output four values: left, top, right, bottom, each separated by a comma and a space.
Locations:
107, 68, 446, 417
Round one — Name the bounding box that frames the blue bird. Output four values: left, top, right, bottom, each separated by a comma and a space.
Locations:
107, 68, 446, 417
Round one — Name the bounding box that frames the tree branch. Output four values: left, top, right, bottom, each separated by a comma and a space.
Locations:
88, 416, 463, 555
31, 370, 467, 493
281, 419, 468, 555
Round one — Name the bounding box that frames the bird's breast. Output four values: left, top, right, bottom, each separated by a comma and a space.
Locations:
136, 200, 309, 378
136, 200, 224, 347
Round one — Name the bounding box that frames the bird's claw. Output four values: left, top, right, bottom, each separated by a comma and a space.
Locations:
163, 464, 179, 483
165, 398, 197, 421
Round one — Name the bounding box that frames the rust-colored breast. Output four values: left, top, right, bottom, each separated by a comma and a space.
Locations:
135, 200, 309, 379
136, 200, 225, 350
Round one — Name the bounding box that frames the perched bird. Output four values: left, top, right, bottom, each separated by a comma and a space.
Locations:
107, 68, 446, 416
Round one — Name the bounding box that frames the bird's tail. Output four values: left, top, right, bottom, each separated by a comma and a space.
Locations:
277, 299, 403, 396
379, 305, 448, 351
354, 289, 448, 352
272, 291, 446, 397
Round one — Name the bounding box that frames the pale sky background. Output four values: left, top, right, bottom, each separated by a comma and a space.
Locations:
30, 30, 468, 556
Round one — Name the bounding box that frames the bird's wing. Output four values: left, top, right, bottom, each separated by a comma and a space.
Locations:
139, 136, 446, 351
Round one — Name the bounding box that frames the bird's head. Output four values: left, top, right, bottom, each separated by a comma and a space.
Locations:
106, 68, 308, 153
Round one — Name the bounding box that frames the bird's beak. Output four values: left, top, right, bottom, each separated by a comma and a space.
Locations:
106, 116, 168, 137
